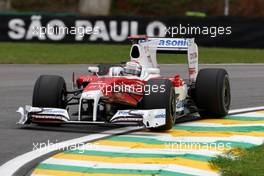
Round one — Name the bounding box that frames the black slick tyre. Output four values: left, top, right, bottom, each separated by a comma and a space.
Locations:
195, 68, 231, 118
32, 75, 67, 109
143, 79, 176, 131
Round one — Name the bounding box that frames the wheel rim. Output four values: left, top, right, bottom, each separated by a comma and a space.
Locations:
223, 76, 231, 110
170, 89, 176, 119
60, 85, 67, 108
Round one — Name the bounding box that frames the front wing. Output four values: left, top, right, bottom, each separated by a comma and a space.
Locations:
17, 106, 166, 128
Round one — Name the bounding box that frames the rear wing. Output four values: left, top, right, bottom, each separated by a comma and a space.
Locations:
129, 36, 199, 84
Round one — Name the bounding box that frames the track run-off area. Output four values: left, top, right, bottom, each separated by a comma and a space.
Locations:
30, 109, 264, 176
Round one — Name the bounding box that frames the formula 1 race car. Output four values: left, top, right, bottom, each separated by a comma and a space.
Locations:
17, 36, 231, 131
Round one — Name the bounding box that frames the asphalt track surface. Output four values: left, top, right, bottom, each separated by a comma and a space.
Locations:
0, 64, 263, 167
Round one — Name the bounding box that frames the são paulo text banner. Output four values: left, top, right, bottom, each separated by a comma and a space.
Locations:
0, 15, 263, 48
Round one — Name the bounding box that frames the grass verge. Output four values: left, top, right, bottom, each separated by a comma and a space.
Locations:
210, 144, 264, 176
0, 42, 263, 64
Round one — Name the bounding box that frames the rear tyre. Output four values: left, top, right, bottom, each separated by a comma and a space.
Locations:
143, 79, 176, 131
32, 75, 67, 109
195, 68, 231, 118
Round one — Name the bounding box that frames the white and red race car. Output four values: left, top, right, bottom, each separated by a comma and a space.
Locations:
17, 36, 231, 131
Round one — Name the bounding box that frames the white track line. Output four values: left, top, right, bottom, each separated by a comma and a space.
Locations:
229, 106, 264, 114
231, 112, 264, 117
0, 126, 143, 176
177, 122, 264, 127
1, 106, 264, 175
162, 64, 264, 66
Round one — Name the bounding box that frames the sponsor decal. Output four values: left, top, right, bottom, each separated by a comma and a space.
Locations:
116, 111, 130, 116
155, 113, 166, 118
176, 100, 184, 109
188, 68, 197, 75
111, 117, 142, 122
31, 114, 63, 120
158, 38, 188, 48
189, 52, 198, 60
43, 109, 66, 114
139, 38, 188, 48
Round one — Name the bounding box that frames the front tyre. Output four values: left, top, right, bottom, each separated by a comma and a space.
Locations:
143, 79, 176, 131
32, 75, 67, 109
195, 68, 231, 118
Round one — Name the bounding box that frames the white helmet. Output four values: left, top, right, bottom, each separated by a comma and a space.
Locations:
124, 60, 142, 76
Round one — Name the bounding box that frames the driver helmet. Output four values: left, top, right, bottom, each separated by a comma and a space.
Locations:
124, 60, 142, 76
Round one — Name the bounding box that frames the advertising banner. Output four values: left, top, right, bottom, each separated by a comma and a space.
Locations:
0, 15, 264, 48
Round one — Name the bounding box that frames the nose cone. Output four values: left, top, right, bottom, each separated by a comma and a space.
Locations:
80, 90, 103, 122
81, 90, 103, 100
